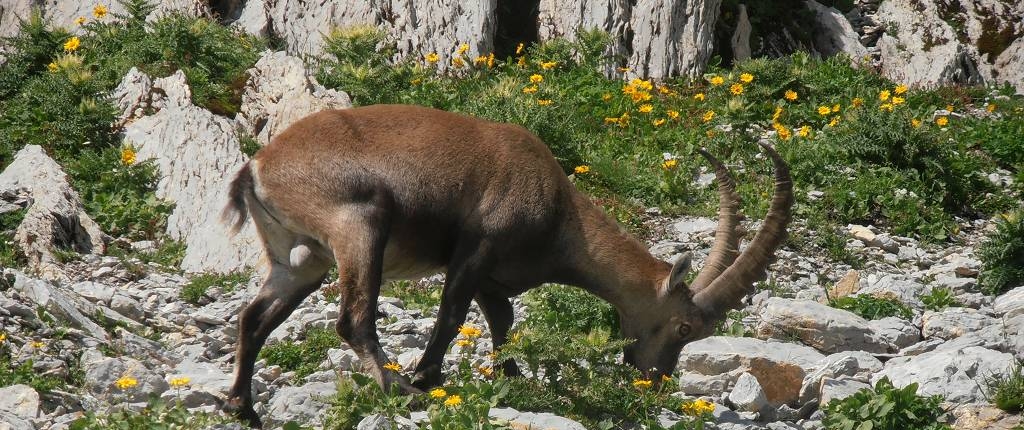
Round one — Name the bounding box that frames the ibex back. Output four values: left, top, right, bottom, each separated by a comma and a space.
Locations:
222, 104, 792, 427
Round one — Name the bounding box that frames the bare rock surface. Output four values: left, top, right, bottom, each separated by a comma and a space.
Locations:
756, 297, 892, 354
123, 70, 260, 273
238, 51, 352, 146
0, 146, 106, 281
874, 346, 1015, 403
805, 0, 869, 61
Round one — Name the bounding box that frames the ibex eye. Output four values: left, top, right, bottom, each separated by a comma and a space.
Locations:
677, 324, 692, 338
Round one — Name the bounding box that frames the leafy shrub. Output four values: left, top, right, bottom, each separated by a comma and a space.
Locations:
985, 360, 1024, 413
0, 207, 28, 269
323, 373, 417, 430
69, 394, 237, 429
921, 287, 962, 311
979, 210, 1024, 295
521, 284, 619, 335
180, 271, 252, 304
381, 280, 442, 313
260, 327, 341, 381
829, 295, 913, 320
823, 377, 951, 430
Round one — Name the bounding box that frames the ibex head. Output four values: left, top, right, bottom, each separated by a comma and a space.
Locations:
619, 143, 792, 380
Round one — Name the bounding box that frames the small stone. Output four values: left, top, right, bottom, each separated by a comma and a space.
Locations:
728, 372, 769, 413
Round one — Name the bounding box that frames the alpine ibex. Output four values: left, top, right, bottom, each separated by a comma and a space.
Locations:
222, 104, 792, 427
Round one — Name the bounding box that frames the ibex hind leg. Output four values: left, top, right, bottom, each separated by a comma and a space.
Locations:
475, 288, 522, 378
226, 237, 332, 428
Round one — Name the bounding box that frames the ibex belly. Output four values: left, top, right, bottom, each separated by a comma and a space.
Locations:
379, 224, 448, 282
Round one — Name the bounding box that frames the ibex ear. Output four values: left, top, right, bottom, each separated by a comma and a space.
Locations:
666, 252, 692, 295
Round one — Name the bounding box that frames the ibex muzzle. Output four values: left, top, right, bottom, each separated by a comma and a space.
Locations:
222, 104, 792, 427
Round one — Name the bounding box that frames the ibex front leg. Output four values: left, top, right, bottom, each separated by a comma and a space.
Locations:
331, 214, 420, 393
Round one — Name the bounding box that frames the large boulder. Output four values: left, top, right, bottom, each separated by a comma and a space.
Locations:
237, 51, 351, 146
756, 297, 893, 354
123, 70, 260, 273
805, 0, 869, 61
874, 346, 1015, 403
538, 0, 721, 79
0, 145, 106, 281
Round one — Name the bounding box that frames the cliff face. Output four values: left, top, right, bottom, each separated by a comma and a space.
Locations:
0, 0, 1020, 90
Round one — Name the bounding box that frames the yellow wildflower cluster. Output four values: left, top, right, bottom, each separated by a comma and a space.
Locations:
681, 399, 715, 416
622, 78, 654, 103
574, 165, 590, 175
31, 341, 45, 349
632, 378, 653, 389
477, 365, 494, 377
169, 376, 191, 388
383, 362, 402, 372
458, 324, 482, 338
661, 159, 678, 170
773, 122, 792, 141
115, 376, 138, 390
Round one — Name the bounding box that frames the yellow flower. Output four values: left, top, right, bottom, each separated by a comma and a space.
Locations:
631, 91, 652, 103
537, 99, 552, 106
892, 96, 905, 105
93, 4, 108, 18
658, 85, 672, 95
831, 104, 841, 113
517, 56, 527, 67
601, 93, 612, 101
459, 325, 482, 338
451, 57, 465, 68
425, 53, 439, 64
522, 85, 538, 94
798, 125, 810, 137
661, 375, 673, 383
661, 159, 678, 170
652, 118, 666, 127
540, 61, 557, 70
529, 74, 543, 84
574, 165, 590, 174
682, 399, 715, 416
829, 116, 841, 127
64, 37, 81, 52
31, 341, 45, 349
114, 376, 138, 390
730, 83, 744, 95
739, 73, 754, 83
986, 103, 997, 113
911, 119, 922, 128
604, 117, 619, 124
633, 379, 653, 389
0, 333, 6, 343
772, 106, 783, 121
851, 97, 864, 108
693, 93, 705, 101
477, 366, 494, 377
666, 110, 680, 120
487, 53, 495, 68
784, 90, 798, 101
936, 116, 949, 126
75, 16, 87, 25
474, 55, 487, 66
631, 78, 653, 91
121, 147, 136, 165
455, 339, 472, 348
47, 62, 59, 72
515, 42, 524, 55
894, 84, 908, 95
775, 123, 792, 141
879, 103, 894, 112
383, 362, 402, 372
430, 388, 447, 398
169, 376, 191, 388
444, 395, 463, 407
817, 106, 831, 116
617, 112, 630, 127
705, 129, 716, 138
410, 78, 422, 86
702, 110, 715, 122
709, 75, 724, 86
879, 90, 890, 101
945, 104, 955, 112
456, 43, 469, 55
638, 104, 653, 113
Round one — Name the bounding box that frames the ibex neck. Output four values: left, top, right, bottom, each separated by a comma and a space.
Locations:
556, 191, 671, 309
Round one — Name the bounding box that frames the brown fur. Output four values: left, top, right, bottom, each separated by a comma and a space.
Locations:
222, 105, 791, 427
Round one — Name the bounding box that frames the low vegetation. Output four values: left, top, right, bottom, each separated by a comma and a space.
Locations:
979, 210, 1024, 296
180, 271, 252, 304
828, 294, 914, 320
259, 327, 342, 382
985, 360, 1024, 413
823, 377, 951, 430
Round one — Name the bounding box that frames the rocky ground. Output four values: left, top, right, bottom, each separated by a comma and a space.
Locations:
1, 202, 1023, 429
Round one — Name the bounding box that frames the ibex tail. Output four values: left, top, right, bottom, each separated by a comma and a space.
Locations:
222, 162, 253, 235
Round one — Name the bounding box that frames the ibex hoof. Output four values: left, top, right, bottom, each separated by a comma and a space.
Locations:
223, 396, 262, 429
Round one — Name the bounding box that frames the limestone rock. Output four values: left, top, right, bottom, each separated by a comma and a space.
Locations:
81, 349, 169, 402
109, 67, 154, 128
728, 372, 769, 413
265, 381, 337, 427
357, 414, 418, 430
0, 0, 32, 39
538, 0, 721, 79
799, 350, 882, 404
992, 37, 1024, 94
818, 377, 870, 406
922, 307, 998, 340
0, 384, 40, 421
237, 51, 351, 146
805, 0, 869, 61
756, 297, 893, 354
123, 70, 260, 273
730, 4, 752, 61
875, 0, 982, 87
874, 346, 1015, 403
952, 403, 1023, 430
490, 407, 588, 430
678, 336, 824, 405
12, 271, 108, 340
867, 316, 919, 349
0, 145, 106, 280
993, 286, 1024, 319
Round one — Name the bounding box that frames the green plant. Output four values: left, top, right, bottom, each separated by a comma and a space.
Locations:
985, 360, 1024, 413
921, 287, 962, 311
521, 284, 619, 335
979, 210, 1024, 295
381, 280, 442, 313
180, 271, 252, 304
259, 327, 341, 381
828, 295, 913, 320
823, 377, 951, 430
68, 394, 237, 429
0, 207, 28, 269
323, 373, 417, 430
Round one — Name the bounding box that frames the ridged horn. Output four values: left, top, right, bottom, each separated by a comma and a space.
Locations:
693, 142, 793, 315
688, 148, 744, 293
